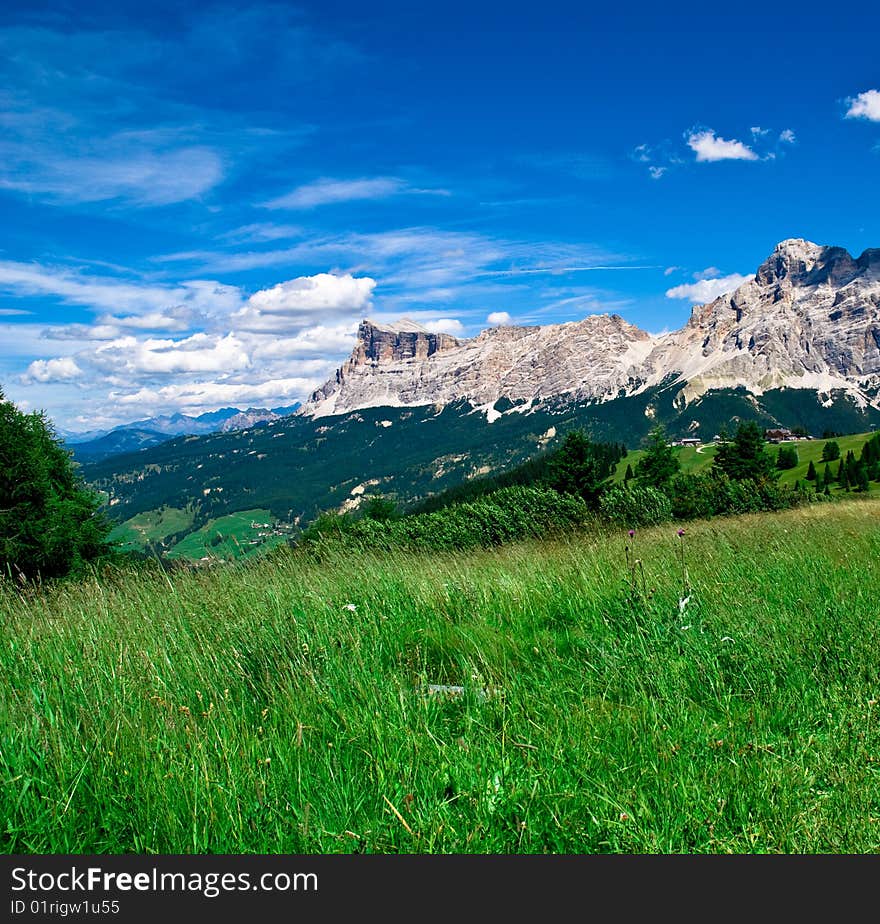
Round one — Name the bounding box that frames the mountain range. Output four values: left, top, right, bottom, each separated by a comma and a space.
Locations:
81, 238, 880, 554
66, 404, 301, 462
304, 239, 880, 419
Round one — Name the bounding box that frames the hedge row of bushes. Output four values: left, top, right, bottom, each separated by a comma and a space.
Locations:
599, 473, 829, 527
299, 485, 591, 552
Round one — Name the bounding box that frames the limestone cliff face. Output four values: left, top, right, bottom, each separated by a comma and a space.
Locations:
302, 239, 880, 418
306, 315, 653, 416
645, 239, 880, 404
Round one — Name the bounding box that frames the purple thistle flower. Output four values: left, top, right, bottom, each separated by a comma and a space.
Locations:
628, 529, 635, 538
677, 528, 685, 537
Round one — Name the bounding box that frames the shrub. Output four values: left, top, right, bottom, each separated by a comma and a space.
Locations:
598, 484, 672, 527
668, 474, 717, 520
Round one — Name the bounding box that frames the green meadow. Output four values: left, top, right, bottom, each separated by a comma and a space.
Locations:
2, 499, 879, 853
164, 509, 287, 561
615, 431, 880, 495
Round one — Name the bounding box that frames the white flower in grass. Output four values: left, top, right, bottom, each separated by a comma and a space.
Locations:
678, 595, 690, 613
343, 602, 357, 612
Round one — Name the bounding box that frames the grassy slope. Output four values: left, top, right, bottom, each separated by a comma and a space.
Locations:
165, 509, 286, 561
2, 499, 880, 853
109, 505, 195, 552
614, 431, 880, 496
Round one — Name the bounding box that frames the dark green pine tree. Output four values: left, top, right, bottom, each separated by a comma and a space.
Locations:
823, 462, 833, 488
634, 424, 681, 489
0, 388, 113, 579
824, 483, 831, 496
623, 463, 634, 483
776, 445, 798, 470
854, 462, 870, 493
821, 440, 841, 462
546, 430, 611, 505
806, 460, 817, 481
836, 459, 845, 484
713, 420, 775, 483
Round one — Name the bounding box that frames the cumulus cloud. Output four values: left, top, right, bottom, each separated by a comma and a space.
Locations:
15, 271, 383, 425
89, 333, 251, 376
779, 128, 797, 143
686, 130, 759, 162
22, 356, 83, 383
487, 311, 511, 325
421, 318, 465, 336
845, 89, 880, 122
113, 377, 323, 412
666, 273, 752, 304
232, 273, 375, 333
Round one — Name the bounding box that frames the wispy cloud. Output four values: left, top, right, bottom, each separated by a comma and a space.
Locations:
0, 260, 242, 316
0, 8, 356, 209
262, 176, 449, 210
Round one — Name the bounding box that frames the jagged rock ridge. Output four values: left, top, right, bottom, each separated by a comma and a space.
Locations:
303, 239, 880, 418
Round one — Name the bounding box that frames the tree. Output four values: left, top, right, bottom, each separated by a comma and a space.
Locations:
713, 421, 775, 483
0, 389, 112, 579
635, 424, 680, 489
360, 495, 399, 522
806, 460, 817, 481
823, 463, 833, 488
821, 440, 841, 462
623, 463, 634, 483
776, 445, 798, 470
546, 430, 612, 505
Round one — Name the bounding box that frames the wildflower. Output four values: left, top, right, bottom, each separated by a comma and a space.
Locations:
343, 603, 357, 612
677, 528, 685, 537
628, 529, 635, 538
678, 595, 690, 613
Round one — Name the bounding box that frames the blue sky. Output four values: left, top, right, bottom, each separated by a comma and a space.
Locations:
1, 0, 878, 432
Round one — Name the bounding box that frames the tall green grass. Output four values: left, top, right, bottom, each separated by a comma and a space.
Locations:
2, 500, 879, 853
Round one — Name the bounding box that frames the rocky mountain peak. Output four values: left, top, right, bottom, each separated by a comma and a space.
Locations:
755, 238, 864, 288
356, 318, 462, 365
301, 239, 880, 419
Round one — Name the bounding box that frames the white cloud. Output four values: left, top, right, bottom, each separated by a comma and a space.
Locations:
663, 266, 681, 277
0, 127, 225, 206
648, 166, 667, 179
220, 223, 303, 243
487, 311, 511, 325
0, 260, 243, 316
845, 89, 880, 122
686, 130, 759, 162
263, 177, 406, 210
113, 377, 321, 413
666, 273, 752, 304
85, 333, 251, 377
421, 318, 464, 336
22, 356, 83, 383
779, 128, 796, 143
232, 273, 375, 333
693, 267, 721, 280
